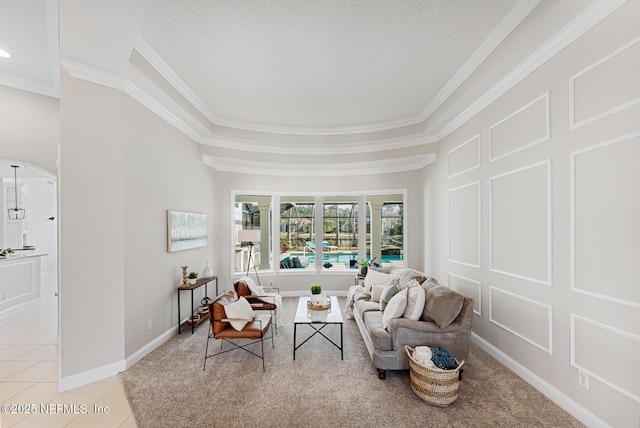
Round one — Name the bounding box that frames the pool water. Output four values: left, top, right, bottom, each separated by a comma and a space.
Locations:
292, 251, 403, 266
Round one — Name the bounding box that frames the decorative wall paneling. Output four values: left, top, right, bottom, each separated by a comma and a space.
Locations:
570, 35, 640, 129
448, 272, 482, 316
489, 160, 551, 286
448, 181, 481, 268
448, 134, 481, 178
490, 286, 552, 354
571, 314, 640, 402
570, 131, 640, 308
489, 92, 549, 162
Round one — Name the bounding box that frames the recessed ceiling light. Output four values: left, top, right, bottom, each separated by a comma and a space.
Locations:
0, 48, 11, 58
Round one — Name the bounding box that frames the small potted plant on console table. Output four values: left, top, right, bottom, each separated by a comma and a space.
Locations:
188, 271, 198, 285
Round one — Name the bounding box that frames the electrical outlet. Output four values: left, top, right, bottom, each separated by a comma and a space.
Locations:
577, 369, 589, 389
148, 319, 153, 330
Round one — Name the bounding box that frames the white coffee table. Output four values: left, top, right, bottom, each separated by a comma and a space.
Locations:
293, 295, 344, 360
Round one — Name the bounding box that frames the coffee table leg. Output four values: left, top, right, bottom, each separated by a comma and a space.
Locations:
340, 323, 344, 360
293, 323, 297, 360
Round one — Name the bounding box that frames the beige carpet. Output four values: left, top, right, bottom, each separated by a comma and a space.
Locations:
122, 297, 583, 428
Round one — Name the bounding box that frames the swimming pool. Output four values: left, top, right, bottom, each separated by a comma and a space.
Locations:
288, 250, 403, 267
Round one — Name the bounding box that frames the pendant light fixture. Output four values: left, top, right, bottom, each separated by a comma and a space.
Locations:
7, 165, 25, 220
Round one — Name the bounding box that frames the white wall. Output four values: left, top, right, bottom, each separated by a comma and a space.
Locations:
122, 94, 215, 357
423, 2, 640, 426
58, 73, 127, 385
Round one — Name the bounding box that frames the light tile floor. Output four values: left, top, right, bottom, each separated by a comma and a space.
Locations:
0, 276, 137, 427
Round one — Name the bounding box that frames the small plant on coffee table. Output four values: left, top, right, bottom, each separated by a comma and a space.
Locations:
310, 284, 322, 295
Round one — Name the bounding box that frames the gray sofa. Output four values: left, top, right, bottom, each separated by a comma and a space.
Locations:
350, 268, 474, 379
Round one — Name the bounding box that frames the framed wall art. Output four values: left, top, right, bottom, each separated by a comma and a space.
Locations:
167, 210, 208, 252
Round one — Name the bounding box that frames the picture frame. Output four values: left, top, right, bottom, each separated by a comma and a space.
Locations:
167, 210, 208, 252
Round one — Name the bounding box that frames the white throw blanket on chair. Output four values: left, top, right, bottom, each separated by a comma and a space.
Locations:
239, 276, 284, 327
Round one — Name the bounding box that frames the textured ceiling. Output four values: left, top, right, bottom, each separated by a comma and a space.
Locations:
1, 0, 609, 175
139, 0, 520, 134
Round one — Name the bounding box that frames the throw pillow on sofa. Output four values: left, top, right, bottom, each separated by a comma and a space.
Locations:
363, 269, 393, 296
382, 288, 407, 330
423, 285, 464, 329
380, 281, 401, 312
402, 280, 426, 320
371, 285, 386, 302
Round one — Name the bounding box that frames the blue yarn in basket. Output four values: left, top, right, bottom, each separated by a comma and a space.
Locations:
431, 345, 457, 370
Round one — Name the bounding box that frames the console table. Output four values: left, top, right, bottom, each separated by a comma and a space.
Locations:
177, 276, 218, 334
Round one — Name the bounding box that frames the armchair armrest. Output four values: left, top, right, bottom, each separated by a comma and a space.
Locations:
221, 317, 254, 322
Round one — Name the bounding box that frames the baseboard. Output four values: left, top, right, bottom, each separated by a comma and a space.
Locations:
471, 333, 609, 428
125, 326, 176, 369
57, 360, 126, 392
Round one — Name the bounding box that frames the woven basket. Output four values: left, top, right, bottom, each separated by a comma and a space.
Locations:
405, 345, 463, 407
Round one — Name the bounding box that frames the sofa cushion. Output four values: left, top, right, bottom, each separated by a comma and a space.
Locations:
382, 288, 407, 330
423, 285, 464, 329
354, 297, 381, 314
363, 269, 394, 296
380, 282, 401, 312
363, 310, 393, 351
402, 280, 426, 320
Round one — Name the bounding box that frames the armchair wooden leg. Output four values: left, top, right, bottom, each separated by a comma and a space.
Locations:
377, 369, 386, 380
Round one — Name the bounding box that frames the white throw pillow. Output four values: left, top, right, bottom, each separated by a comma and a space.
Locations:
382, 288, 407, 330
363, 269, 393, 296
371, 285, 386, 303
402, 280, 426, 320
223, 297, 255, 331
241, 276, 265, 296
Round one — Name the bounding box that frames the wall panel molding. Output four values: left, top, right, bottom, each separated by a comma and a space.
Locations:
448, 134, 481, 178
570, 131, 640, 308
448, 181, 481, 268
490, 286, 552, 354
490, 161, 552, 285
489, 92, 550, 162
571, 314, 640, 403
449, 272, 482, 316
570, 35, 640, 129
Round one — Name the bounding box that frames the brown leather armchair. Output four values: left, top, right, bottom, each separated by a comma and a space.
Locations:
234, 279, 279, 334
203, 290, 274, 372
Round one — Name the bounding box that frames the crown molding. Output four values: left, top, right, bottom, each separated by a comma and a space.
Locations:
133, 37, 216, 122
61, 59, 203, 143
202, 153, 437, 177
132, 1, 540, 137
436, 0, 627, 140
59, 0, 625, 176
419, 0, 539, 123
201, 132, 439, 155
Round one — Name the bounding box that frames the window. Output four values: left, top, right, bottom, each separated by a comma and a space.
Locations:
234, 195, 272, 274
279, 197, 315, 268
321, 198, 359, 270
365, 194, 404, 268
232, 191, 405, 274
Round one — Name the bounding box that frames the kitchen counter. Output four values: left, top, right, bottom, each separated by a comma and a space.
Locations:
0, 252, 48, 314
